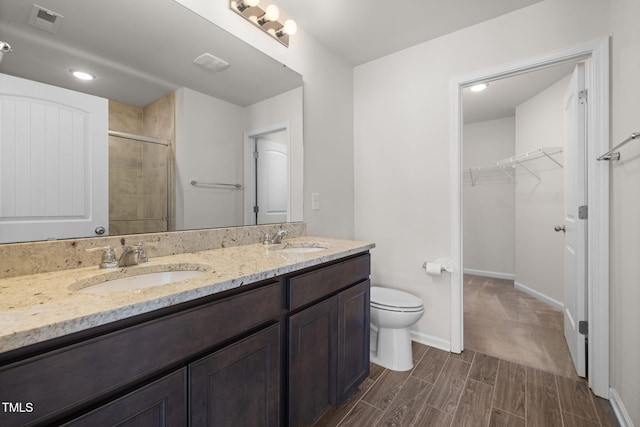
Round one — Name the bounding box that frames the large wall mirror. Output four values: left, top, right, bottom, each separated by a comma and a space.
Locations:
0, 0, 303, 244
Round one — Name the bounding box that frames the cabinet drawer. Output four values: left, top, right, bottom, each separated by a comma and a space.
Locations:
288, 254, 370, 310
0, 282, 281, 427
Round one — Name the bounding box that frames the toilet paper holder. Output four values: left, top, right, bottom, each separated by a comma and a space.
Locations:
422, 259, 454, 275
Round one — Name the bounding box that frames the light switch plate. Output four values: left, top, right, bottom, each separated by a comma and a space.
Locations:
311, 193, 320, 210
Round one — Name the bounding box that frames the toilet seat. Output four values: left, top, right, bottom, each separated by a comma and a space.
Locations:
370, 287, 424, 312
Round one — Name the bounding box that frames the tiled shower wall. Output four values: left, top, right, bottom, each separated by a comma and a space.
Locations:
108, 94, 176, 235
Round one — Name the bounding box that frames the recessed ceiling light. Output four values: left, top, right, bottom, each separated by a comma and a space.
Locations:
470, 83, 488, 92
70, 70, 95, 81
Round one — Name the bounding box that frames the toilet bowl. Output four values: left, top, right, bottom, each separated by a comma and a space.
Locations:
370, 287, 425, 371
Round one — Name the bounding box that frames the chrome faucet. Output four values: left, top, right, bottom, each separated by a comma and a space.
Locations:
117, 246, 140, 267
86, 242, 154, 269
263, 228, 288, 245
272, 229, 287, 244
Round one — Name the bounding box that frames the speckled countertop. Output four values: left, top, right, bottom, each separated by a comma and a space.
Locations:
0, 237, 374, 354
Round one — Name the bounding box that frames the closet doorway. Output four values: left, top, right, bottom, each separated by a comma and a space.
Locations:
450, 39, 610, 398
461, 61, 578, 379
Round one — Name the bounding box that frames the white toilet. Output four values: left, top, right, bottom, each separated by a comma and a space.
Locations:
370, 287, 425, 371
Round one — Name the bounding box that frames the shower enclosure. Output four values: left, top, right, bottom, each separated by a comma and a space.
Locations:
108, 131, 171, 235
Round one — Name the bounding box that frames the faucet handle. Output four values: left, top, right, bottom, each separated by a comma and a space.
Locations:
263, 233, 273, 245
86, 246, 118, 269
273, 228, 287, 244
133, 241, 157, 263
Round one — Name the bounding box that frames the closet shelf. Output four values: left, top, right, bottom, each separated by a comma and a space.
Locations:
465, 146, 563, 187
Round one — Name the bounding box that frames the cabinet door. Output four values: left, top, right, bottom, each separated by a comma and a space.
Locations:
288, 296, 338, 426
62, 368, 186, 426
337, 280, 370, 404
189, 324, 280, 427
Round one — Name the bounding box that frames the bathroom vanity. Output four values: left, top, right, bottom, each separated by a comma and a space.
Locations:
0, 237, 373, 426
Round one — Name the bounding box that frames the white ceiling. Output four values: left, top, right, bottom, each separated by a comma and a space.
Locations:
0, 0, 566, 119
276, 0, 543, 65
0, 0, 302, 107
463, 62, 577, 124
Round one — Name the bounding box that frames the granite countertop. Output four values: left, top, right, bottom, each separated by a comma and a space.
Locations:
0, 236, 374, 354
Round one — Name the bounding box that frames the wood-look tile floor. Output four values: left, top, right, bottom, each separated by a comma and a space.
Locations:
314, 275, 619, 426
314, 343, 619, 427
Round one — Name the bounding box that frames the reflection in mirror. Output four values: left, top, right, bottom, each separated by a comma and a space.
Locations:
0, 0, 303, 244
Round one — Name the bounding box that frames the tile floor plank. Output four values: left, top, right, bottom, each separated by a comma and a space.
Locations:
425, 358, 471, 414
593, 395, 620, 427
337, 402, 383, 427
411, 346, 450, 384
492, 360, 526, 417
526, 381, 563, 427
449, 349, 475, 364
374, 376, 433, 427
451, 379, 493, 427
562, 411, 600, 427
469, 352, 499, 386
556, 375, 599, 421
526, 366, 557, 389
413, 405, 453, 427
361, 369, 412, 411
488, 408, 525, 427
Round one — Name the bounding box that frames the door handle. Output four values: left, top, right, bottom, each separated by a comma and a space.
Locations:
554, 225, 566, 233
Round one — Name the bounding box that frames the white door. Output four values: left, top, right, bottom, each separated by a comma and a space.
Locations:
256, 138, 288, 224
562, 64, 587, 377
0, 73, 108, 243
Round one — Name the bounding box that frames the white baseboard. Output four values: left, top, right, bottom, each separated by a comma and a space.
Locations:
610, 387, 635, 427
514, 281, 564, 311
410, 330, 451, 353
463, 268, 515, 281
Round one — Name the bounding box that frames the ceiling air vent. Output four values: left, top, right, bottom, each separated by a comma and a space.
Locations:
28, 4, 64, 34
193, 53, 230, 73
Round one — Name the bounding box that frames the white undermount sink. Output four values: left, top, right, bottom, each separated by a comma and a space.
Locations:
275, 242, 329, 253
73, 264, 208, 292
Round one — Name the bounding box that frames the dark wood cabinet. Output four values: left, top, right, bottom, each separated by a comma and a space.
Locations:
189, 324, 281, 427
288, 296, 338, 426
61, 369, 187, 427
337, 279, 370, 404
287, 255, 371, 426
0, 252, 370, 427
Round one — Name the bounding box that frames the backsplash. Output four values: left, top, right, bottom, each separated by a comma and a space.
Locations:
0, 223, 305, 280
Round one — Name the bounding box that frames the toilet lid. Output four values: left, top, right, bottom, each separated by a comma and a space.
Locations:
370, 287, 424, 309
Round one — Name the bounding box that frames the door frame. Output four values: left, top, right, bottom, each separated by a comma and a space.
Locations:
243, 122, 291, 225
449, 38, 610, 397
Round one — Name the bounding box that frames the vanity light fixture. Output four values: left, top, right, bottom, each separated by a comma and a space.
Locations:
229, 0, 297, 47
258, 5, 279, 25
235, 0, 260, 12
70, 70, 95, 81
470, 83, 488, 92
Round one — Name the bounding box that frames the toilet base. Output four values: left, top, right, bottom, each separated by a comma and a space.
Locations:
370, 326, 414, 371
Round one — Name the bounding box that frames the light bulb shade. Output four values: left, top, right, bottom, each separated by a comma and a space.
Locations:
236, 0, 259, 11
71, 70, 95, 81
470, 83, 488, 92
283, 19, 297, 35
264, 5, 279, 21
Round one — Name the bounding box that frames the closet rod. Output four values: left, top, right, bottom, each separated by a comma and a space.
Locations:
597, 132, 639, 161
